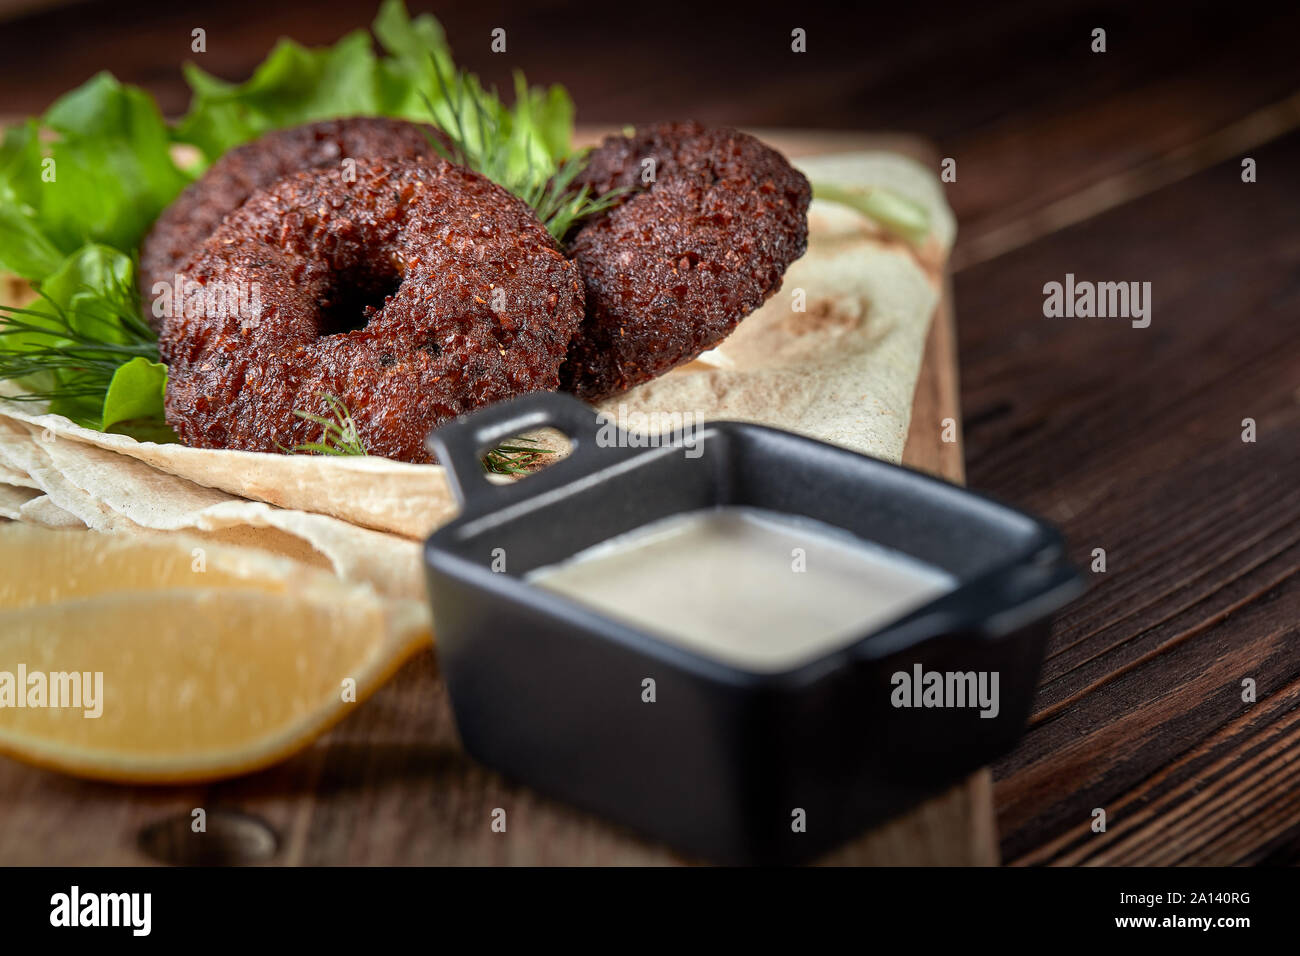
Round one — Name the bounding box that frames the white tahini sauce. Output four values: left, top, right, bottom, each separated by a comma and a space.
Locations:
527, 507, 955, 672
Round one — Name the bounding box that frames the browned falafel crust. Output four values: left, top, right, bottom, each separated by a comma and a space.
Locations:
140, 117, 446, 309
560, 122, 811, 401
158, 158, 585, 463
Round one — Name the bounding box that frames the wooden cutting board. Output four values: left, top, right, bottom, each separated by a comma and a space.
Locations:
767, 131, 990, 866
0, 130, 990, 866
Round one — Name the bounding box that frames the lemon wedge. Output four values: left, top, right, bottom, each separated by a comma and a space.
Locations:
0, 526, 430, 783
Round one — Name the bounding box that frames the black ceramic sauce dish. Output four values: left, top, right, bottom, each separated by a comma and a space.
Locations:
423, 392, 1084, 864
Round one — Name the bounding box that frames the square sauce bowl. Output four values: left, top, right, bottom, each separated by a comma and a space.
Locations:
423, 392, 1083, 864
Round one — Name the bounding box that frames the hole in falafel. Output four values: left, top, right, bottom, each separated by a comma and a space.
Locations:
316, 266, 403, 337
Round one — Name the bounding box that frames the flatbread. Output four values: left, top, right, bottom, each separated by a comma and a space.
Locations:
796, 151, 957, 273
0, 397, 455, 538
0, 462, 37, 488
0, 417, 423, 599
0, 483, 41, 520
17, 496, 86, 528
606, 213, 937, 457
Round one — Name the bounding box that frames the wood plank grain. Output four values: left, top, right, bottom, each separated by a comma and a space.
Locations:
953, 127, 1300, 864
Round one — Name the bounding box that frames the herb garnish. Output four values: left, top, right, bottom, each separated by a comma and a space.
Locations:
423, 59, 625, 241
289, 391, 557, 476
290, 393, 368, 456
482, 436, 557, 475
0, 244, 169, 435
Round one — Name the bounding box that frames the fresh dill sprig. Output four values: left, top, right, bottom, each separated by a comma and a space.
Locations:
422, 59, 625, 242
289, 393, 556, 473
529, 154, 627, 242
290, 393, 368, 456
482, 435, 557, 476
0, 277, 158, 411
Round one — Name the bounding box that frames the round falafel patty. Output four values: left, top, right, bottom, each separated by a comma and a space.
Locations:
560, 122, 811, 401
159, 158, 585, 463
140, 117, 446, 312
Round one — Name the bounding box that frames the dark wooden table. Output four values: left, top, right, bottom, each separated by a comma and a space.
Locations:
1, 0, 1297, 865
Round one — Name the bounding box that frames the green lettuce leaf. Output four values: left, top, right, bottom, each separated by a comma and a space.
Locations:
101, 356, 168, 432
2, 244, 136, 357
38, 243, 139, 344
173, 1, 575, 175
0, 244, 164, 430
0, 75, 191, 279
173, 31, 387, 163
0, 205, 66, 280
173, 0, 458, 164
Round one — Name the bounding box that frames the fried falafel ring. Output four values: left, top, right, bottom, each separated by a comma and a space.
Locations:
141, 117, 447, 315
561, 122, 812, 401
159, 159, 585, 463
